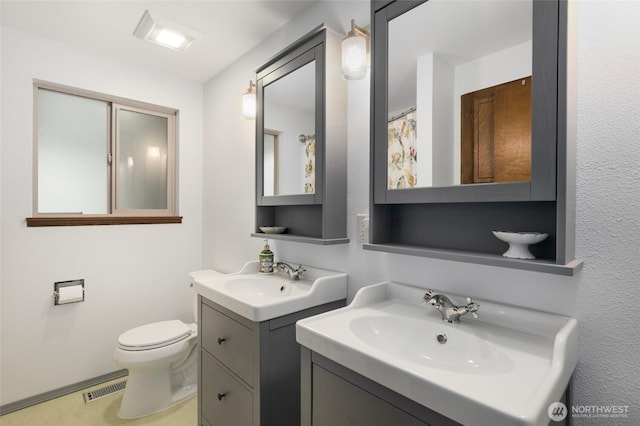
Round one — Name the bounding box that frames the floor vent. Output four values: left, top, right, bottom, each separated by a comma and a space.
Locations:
82, 380, 127, 403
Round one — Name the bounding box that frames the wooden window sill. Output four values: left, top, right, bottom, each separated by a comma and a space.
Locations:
26, 216, 183, 227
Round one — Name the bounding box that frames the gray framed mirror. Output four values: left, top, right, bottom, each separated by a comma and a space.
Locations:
253, 26, 348, 244
372, 0, 559, 204
263, 61, 316, 197
256, 36, 323, 207
366, 0, 580, 274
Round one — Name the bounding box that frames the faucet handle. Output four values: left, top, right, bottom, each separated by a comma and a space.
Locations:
423, 290, 434, 304
465, 297, 480, 319
296, 265, 306, 272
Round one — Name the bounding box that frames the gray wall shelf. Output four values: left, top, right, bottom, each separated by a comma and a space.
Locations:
364, 243, 582, 276
251, 233, 349, 245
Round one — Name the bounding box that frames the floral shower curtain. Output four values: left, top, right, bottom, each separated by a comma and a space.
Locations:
388, 110, 417, 189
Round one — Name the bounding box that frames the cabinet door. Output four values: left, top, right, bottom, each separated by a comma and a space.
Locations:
461, 77, 532, 184
312, 365, 427, 426
201, 302, 255, 386
201, 352, 253, 426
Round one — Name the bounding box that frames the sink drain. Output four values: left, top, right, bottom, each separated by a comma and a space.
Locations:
436, 333, 447, 344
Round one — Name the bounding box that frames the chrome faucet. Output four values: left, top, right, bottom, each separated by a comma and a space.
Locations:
275, 262, 306, 281
423, 290, 479, 323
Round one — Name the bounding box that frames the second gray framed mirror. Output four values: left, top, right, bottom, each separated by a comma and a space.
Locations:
366, 0, 581, 274
253, 25, 348, 244
372, 0, 559, 204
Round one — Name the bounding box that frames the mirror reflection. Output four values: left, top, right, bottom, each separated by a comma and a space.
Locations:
263, 60, 316, 196
387, 0, 532, 189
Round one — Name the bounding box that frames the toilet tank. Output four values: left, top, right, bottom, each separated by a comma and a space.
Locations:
189, 270, 224, 322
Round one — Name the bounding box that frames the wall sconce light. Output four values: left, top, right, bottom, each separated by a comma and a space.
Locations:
242, 80, 256, 120
341, 19, 370, 80
298, 134, 315, 143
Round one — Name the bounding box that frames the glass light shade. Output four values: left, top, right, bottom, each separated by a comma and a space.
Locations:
242, 92, 256, 120
155, 28, 190, 49
341, 34, 368, 80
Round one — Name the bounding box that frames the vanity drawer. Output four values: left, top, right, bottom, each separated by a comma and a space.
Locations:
201, 353, 253, 426
201, 302, 255, 386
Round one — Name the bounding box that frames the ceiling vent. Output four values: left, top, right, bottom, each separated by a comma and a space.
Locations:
133, 10, 203, 52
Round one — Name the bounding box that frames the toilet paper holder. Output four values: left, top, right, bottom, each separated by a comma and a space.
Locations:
54, 279, 85, 305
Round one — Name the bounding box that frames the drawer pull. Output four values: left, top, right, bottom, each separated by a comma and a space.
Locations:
217, 337, 226, 345
217, 392, 226, 401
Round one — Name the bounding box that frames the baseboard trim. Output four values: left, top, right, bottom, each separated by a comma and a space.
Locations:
0, 369, 127, 416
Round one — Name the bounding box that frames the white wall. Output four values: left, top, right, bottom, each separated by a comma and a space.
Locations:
455, 40, 532, 98
431, 54, 454, 186
203, 1, 640, 424
416, 53, 435, 187
0, 27, 203, 405
571, 1, 640, 419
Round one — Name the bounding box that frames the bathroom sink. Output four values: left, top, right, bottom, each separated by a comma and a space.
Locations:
296, 282, 577, 426
224, 276, 308, 298
193, 261, 347, 322
349, 314, 513, 375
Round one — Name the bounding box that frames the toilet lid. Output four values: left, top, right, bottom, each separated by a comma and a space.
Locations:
118, 320, 193, 351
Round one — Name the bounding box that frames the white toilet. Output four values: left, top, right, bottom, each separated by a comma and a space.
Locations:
113, 270, 222, 419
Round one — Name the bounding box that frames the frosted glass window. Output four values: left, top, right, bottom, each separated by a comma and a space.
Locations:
117, 109, 169, 210
37, 89, 109, 214
32, 82, 178, 223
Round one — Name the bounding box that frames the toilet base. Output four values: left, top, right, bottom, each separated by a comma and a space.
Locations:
118, 364, 197, 419
118, 371, 198, 419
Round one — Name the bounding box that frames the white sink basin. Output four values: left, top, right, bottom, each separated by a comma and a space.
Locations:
296, 282, 577, 426
223, 276, 310, 298
349, 314, 513, 375
193, 261, 347, 322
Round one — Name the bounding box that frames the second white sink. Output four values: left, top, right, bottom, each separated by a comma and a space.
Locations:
297, 281, 577, 426
349, 314, 514, 375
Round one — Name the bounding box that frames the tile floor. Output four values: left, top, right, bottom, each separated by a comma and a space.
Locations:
0, 378, 197, 425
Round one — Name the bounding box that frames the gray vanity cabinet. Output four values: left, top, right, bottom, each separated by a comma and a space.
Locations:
301, 348, 461, 426
301, 348, 570, 426
198, 296, 345, 426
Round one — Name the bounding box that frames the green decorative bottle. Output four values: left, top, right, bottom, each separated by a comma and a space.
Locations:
259, 240, 274, 274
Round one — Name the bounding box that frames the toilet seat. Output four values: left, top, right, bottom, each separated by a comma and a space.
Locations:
118, 320, 193, 351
